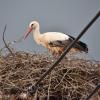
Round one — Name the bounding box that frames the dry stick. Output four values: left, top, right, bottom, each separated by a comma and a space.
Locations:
86, 83, 100, 100
1, 34, 24, 52
28, 11, 100, 96
54, 69, 69, 89
47, 73, 52, 100
2, 25, 15, 59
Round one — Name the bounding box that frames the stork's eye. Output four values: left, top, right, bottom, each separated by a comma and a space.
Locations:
31, 24, 34, 27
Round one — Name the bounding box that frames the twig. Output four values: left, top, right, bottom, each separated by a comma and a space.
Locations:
0, 35, 24, 51
54, 69, 68, 89
2, 25, 14, 57
47, 73, 52, 100
86, 83, 100, 100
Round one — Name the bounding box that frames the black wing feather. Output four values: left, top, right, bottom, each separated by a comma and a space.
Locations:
49, 35, 88, 53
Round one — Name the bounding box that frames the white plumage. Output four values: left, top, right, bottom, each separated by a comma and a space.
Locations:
42, 32, 69, 41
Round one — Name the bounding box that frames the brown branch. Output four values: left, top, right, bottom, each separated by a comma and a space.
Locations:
2, 25, 14, 57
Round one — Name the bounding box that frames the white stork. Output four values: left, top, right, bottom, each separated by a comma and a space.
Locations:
24, 21, 88, 56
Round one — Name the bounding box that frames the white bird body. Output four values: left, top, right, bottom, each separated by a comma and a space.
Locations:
24, 21, 88, 55
41, 32, 69, 41
33, 31, 69, 45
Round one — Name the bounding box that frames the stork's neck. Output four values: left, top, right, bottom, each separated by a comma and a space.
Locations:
32, 29, 42, 44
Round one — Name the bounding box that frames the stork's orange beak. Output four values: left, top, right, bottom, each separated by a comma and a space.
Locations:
24, 27, 33, 39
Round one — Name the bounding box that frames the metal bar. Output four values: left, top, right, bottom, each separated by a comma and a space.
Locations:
86, 83, 100, 100
28, 11, 100, 96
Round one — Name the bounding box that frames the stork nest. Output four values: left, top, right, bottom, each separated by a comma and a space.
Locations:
0, 51, 100, 100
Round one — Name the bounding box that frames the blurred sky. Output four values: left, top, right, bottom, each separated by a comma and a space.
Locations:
0, 0, 100, 60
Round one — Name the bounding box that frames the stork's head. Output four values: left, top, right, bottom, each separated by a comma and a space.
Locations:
24, 21, 40, 39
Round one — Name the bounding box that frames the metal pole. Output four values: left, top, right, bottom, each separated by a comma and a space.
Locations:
28, 11, 100, 96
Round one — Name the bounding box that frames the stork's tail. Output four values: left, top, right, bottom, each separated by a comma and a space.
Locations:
77, 41, 88, 53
